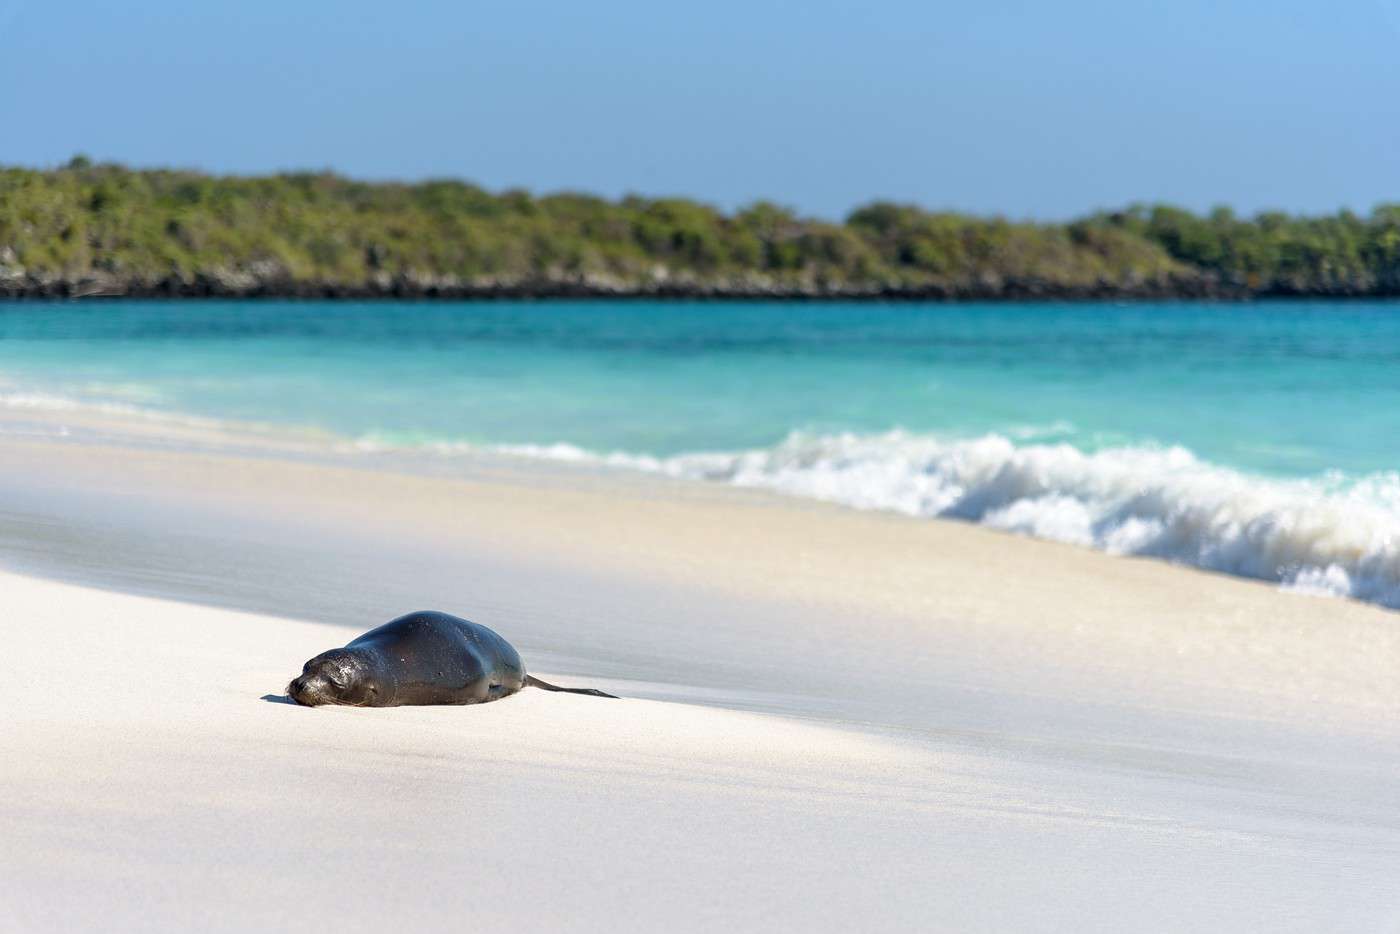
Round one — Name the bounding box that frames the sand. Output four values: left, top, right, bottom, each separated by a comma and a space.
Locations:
2, 416, 1399, 932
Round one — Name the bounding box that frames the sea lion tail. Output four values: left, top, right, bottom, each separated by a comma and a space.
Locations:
525, 675, 618, 699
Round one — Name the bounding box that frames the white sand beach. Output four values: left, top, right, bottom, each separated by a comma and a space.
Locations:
2, 415, 1399, 932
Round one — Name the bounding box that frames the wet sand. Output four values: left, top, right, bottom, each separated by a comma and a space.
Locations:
1, 415, 1398, 932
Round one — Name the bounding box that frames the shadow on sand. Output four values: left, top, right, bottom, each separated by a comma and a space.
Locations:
260, 693, 299, 706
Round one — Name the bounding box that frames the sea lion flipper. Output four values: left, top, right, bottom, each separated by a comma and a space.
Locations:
525, 675, 618, 699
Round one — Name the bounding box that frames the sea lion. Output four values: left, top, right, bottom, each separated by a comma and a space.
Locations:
286, 610, 616, 707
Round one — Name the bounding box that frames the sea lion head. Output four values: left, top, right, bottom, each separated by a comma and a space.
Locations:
287, 649, 390, 707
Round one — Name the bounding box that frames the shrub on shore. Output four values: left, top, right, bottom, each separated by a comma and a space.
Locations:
0, 158, 1395, 298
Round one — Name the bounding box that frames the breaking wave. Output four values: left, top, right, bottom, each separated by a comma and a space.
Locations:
8, 380, 1397, 609
497, 431, 1400, 609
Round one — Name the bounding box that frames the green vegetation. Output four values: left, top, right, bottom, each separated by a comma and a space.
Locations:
1, 158, 1396, 298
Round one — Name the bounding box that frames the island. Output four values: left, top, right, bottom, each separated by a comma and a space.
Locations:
2, 157, 1397, 300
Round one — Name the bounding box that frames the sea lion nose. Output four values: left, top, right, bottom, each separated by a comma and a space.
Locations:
288, 674, 323, 704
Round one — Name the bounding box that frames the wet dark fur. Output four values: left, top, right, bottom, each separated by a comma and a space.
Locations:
287, 610, 616, 707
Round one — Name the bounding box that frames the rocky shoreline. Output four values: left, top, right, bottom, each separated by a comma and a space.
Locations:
3, 267, 1395, 301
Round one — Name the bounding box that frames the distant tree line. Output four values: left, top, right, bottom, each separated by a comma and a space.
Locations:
1, 157, 1396, 299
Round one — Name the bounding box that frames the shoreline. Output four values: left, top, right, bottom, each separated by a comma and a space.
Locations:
3, 414, 1399, 930
1, 411, 1396, 732
3, 395, 1398, 617
5, 275, 1400, 301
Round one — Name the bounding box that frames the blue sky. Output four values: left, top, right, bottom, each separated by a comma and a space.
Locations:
2, 0, 1396, 219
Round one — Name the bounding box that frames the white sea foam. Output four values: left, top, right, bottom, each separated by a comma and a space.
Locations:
495, 430, 1400, 609
9, 380, 1398, 609
0, 391, 127, 414
0, 390, 197, 423
0, 390, 322, 441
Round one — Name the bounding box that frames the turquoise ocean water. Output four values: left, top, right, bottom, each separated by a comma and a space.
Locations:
1, 300, 1398, 606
